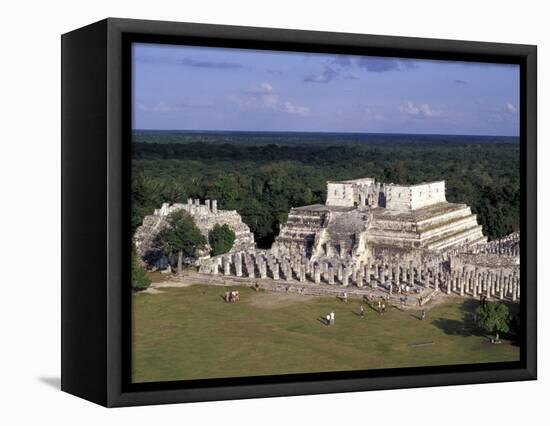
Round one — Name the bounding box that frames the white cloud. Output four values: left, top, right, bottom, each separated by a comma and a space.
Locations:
136, 101, 174, 112
506, 102, 517, 114
399, 101, 442, 119
260, 82, 273, 92
228, 82, 310, 117
283, 101, 310, 116
136, 100, 212, 112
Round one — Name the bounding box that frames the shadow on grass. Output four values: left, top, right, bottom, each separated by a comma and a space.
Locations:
365, 303, 380, 314
432, 299, 485, 337
317, 316, 330, 326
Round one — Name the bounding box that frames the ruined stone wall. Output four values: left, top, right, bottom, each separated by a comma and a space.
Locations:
410, 181, 446, 210
134, 199, 255, 269
383, 181, 446, 211
325, 178, 376, 207
325, 182, 356, 207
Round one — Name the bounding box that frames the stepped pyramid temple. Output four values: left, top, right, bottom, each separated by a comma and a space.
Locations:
272, 178, 486, 262
135, 177, 520, 303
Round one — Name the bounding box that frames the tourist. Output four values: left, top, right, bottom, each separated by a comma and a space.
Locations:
330, 311, 335, 325
381, 303, 386, 314
325, 313, 331, 326
360, 304, 364, 317
255, 282, 260, 293
421, 309, 426, 320
343, 292, 348, 303
377, 300, 381, 313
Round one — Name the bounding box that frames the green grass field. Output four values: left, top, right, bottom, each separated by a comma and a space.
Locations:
132, 284, 520, 383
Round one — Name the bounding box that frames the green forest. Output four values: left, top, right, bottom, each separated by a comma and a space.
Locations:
131, 132, 520, 248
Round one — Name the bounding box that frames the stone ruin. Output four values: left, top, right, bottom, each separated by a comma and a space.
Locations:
196, 177, 521, 302
134, 198, 255, 269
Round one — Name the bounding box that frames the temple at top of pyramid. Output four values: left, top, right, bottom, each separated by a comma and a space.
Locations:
271, 177, 487, 263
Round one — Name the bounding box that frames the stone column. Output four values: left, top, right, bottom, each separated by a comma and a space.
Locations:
337, 263, 343, 283
342, 265, 349, 287
212, 200, 218, 214
357, 266, 364, 288
260, 260, 267, 279
328, 266, 335, 285
323, 263, 330, 283
223, 256, 231, 276
299, 263, 306, 282
273, 262, 280, 281
314, 264, 321, 284
247, 259, 255, 278
208, 258, 216, 275
234, 252, 242, 277
453, 272, 457, 293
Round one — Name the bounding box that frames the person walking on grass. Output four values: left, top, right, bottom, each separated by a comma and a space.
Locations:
360, 304, 365, 318
330, 311, 335, 326
421, 309, 426, 321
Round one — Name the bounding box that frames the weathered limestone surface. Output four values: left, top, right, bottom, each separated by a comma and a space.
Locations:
134, 199, 255, 268
273, 177, 486, 264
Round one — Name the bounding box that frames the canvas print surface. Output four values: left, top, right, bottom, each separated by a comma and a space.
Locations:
130, 43, 521, 383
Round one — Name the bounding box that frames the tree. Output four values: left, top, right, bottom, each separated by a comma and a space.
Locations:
476, 301, 511, 343
157, 210, 207, 273
209, 224, 236, 256
132, 255, 151, 291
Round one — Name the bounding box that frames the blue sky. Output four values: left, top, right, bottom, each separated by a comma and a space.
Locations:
133, 43, 520, 136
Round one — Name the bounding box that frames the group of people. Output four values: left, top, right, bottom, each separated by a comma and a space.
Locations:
324, 311, 335, 326
224, 290, 240, 303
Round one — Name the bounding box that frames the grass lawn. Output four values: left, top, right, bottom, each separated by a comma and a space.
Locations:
132, 284, 520, 383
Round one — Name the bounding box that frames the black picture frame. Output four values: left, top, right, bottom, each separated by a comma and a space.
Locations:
61, 17, 537, 407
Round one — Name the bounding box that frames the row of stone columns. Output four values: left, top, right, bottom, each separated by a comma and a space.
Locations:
202, 251, 520, 301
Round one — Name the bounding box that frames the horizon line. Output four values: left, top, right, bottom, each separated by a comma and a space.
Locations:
132, 128, 520, 138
